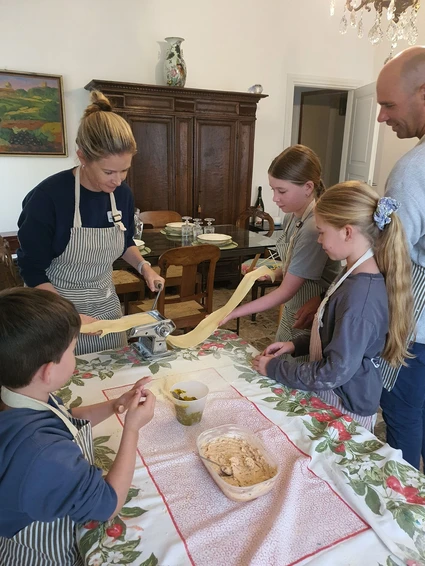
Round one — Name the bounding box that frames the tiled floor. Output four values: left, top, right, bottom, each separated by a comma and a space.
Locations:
213, 285, 387, 443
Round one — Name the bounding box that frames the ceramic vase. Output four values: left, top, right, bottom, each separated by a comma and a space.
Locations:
164, 37, 187, 87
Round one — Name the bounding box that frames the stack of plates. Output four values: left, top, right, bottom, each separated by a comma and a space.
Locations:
164, 222, 193, 237
196, 233, 233, 247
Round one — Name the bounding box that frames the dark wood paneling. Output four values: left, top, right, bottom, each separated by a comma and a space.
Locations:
194, 119, 237, 224
175, 116, 194, 216
128, 116, 174, 211
85, 81, 267, 224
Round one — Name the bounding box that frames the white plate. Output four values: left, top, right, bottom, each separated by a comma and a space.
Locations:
165, 222, 185, 230
197, 233, 232, 244
134, 239, 145, 247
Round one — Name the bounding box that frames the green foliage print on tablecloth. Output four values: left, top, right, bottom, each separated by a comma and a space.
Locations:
78, 487, 157, 566
235, 376, 425, 561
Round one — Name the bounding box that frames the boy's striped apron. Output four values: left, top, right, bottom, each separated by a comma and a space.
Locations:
46, 166, 127, 355
309, 249, 377, 432
0, 387, 95, 566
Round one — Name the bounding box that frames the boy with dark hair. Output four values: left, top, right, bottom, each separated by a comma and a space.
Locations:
0, 288, 155, 566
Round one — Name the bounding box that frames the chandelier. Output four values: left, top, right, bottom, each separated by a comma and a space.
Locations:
330, 1, 421, 52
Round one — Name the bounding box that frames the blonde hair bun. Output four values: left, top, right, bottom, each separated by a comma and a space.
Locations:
83, 90, 113, 118
76, 90, 137, 160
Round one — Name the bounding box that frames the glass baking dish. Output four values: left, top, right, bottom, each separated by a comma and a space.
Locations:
196, 424, 280, 502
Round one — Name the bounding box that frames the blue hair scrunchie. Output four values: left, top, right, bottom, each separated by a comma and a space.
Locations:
373, 197, 400, 231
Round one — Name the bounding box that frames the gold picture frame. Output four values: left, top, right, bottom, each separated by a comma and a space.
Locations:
0, 70, 67, 156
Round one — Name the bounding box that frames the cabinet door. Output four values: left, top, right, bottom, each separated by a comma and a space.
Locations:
127, 116, 175, 211
194, 119, 237, 224
175, 116, 194, 216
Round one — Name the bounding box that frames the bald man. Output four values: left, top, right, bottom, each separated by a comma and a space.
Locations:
377, 46, 425, 470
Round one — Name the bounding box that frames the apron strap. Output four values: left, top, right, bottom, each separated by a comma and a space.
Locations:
109, 192, 127, 232
1, 387, 80, 438
316, 247, 374, 328
309, 247, 374, 361
74, 166, 126, 232
282, 200, 315, 276
73, 166, 83, 229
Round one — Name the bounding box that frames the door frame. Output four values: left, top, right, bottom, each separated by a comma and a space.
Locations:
284, 74, 363, 182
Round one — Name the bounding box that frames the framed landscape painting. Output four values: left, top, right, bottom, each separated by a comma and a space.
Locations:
0, 70, 67, 156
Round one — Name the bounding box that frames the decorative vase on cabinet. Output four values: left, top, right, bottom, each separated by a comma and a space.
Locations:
164, 37, 187, 87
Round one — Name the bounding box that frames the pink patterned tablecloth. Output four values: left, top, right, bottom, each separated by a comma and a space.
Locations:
104, 376, 369, 566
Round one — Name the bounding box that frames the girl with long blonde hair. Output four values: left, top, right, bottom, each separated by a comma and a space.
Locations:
253, 181, 414, 430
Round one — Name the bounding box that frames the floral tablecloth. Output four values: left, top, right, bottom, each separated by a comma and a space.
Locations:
57, 330, 425, 566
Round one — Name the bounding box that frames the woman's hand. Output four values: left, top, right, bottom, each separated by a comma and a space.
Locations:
263, 341, 295, 357
252, 354, 273, 376
79, 314, 102, 335
143, 266, 165, 293
114, 377, 152, 414
80, 313, 98, 325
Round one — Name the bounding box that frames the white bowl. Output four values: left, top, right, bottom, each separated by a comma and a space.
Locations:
133, 239, 145, 247
197, 233, 232, 244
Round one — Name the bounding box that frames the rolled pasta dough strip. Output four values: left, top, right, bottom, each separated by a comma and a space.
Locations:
167, 266, 275, 349
81, 312, 157, 336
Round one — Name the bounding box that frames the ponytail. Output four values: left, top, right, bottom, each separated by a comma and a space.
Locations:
374, 213, 414, 366
315, 181, 414, 367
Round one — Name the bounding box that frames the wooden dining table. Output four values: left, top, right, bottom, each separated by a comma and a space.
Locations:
61, 330, 425, 566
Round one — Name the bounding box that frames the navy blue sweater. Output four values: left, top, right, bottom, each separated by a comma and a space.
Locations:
0, 395, 117, 537
17, 169, 136, 287
267, 273, 389, 416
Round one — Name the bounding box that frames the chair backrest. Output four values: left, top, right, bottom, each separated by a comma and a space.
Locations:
236, 207, 275, 237
157, 244, 220, 314
0, 236, 23, 290
139, 210, 182, 229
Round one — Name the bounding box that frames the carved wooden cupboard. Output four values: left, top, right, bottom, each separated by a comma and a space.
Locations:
85, 80, 267, 225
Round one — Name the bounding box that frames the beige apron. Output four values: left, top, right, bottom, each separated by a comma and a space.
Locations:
0, 387, 95, 565
309, 249, 376, 431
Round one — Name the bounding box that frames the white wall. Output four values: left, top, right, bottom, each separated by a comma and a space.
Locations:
372, 9, 425, 192
0, 0, 377, 232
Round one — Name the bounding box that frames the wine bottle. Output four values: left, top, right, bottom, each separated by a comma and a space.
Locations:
254, 186, 265, 228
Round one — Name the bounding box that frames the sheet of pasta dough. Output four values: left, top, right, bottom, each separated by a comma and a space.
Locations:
81, 312, 157, 336
166, 266, 275, 349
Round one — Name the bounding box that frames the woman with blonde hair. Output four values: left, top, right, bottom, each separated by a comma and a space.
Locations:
221, 145, 340, 361
253, 181, 414, 430
17, 91, 164, 355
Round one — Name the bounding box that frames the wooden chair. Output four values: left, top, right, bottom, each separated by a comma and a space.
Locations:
236, 207, 281, 323
139, 210, 182, 230
129, 244, 220, 332
112, 269, 145, 315
0, 236, 23, 290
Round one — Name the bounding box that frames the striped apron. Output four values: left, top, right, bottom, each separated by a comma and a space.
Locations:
0, 388, 95, 566
276, 202, 323, 362
46, 166, 127, 355
381, 261, 425, 391
309, 249, 376, 431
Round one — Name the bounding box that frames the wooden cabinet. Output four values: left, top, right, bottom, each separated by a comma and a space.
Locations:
85, 80, 266, 224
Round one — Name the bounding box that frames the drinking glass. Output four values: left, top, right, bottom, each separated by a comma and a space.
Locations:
181, 216, 193, 243
192, 218, 203, 239
204, 218, 215, 234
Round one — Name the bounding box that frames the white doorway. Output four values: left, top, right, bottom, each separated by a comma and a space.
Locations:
284, 75, 382, 188
293, 87, 348, 188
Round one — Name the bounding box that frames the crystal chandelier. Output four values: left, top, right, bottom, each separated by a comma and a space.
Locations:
330, 1, 421, 54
